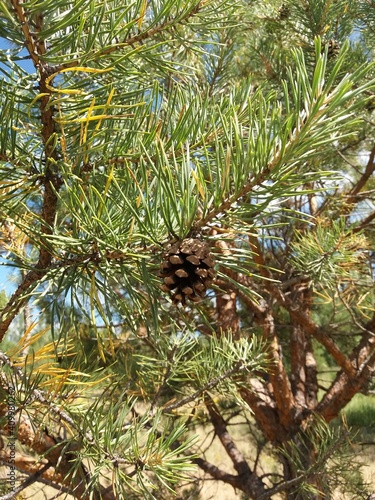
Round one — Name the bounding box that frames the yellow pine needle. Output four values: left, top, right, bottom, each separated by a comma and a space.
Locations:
12, 340, 76, 367
81, 96, 96, 145
191, 169, 205, 200
34, 365, 88, 377
103, 163, 115, 199
33, 344, 71, 360
128, 217, 136, 242
45, 66, 114, 95
95, 87, 115, 132
55, 113, 133, 124
89, 275, 115, 360
138, 0, 148, 29
222, 146, 231, 192
97, 164, 115, 219
122, 161, 144, 241
6, 324, 49, 358
59, 134, 68, 163
313, 289, 333, 303
40, 368, 111, 388
80, 96, 96, 163
27, 93, 50, 117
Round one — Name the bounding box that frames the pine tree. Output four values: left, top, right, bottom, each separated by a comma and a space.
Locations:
1, 1, 375, 499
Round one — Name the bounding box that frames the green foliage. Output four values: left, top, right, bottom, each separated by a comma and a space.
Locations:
343, 394, 375, 428
279, 416, 370, 499
2, 0, 375, 498
291, 219, 370, 288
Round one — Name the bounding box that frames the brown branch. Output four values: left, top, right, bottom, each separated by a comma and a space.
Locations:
268, 286, 356, 377
239, 383, 283, 443
353, 209, 375, 232
0, 405, 116, 500
0, 7, 62, 342
0, 270, 44, 343
318, 367, 369, 423
193, 457, 241, 489
95, 0, 209, 58
257, 474, 307, 500
304, 337, 318, 409
194, 453, 267, 499
289, 286, 318, 409
290, 320, 309, 408
261, 310, 296, 429
0, 249, 100, 342
317, 314, 375, 422
10, 1, 43, 68
290, 322, 318, 409
204, 393, 252, 477
0, 406, 88, 497
247, 234, 296, 428
350, 313, 375, 368
346, 143, 375, 205
0, 459, 54, 500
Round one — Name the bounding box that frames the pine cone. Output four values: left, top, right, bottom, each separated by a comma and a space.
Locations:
159, 238, 216, 305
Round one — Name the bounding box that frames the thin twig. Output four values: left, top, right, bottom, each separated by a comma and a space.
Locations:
150, 343, 179, 414
204, 393, 252, 476
0, 351, 79, 433
162, 361, 244, 412
0, 463, 51, 500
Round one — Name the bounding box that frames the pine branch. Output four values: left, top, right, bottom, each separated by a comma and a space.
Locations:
257, 474, 307, 500
193, 457, 240, 489
247, 231, 355, 377
193, 404, 273, 495
0, 251, 99, 342
0, 407, 89, 497
0, 5, 62, 342
56, 0, 212, 71
162, 360, 245, 413
262, 310, 297, 428
346, 143, 375, 204
247, 234, 296, 427
0, 462, 51, 500
290, 319, 318, 409
0, 270, 44, 343
0, 351, 79, 434
204, 393, 252, 477
274, 288, 357, 377
0, 401, 116, 499
239, 384, 285, 443
353, 209, 375, 232
10, 0, 46, 69
318, 314, 375, 421
99, 0, 209, 57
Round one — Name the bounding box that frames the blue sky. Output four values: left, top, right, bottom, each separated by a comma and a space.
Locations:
0, 36, 35, 74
